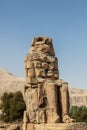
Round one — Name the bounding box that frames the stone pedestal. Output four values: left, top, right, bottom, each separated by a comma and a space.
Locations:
23, 122, 87, 130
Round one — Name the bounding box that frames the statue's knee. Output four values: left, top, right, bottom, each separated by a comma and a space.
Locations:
60, 82, 68, 92
45, 79, 55, 87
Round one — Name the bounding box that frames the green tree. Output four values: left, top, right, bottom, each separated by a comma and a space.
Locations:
0, 91, 26, 122
69, 105, 87, 122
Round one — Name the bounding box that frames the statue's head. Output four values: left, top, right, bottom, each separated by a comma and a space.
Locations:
30, 36, 55, 56
32, 36, 52, 45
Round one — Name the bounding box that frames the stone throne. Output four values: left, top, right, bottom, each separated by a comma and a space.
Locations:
23, 36, 87, 130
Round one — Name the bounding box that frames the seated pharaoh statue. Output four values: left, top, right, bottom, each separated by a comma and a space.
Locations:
23, 36, 74, 124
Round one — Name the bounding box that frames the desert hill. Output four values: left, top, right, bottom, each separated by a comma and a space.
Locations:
0, 69, 25, 96
0, 69, 87, 107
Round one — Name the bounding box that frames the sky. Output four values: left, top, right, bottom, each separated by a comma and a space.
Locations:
0, 0, 87, 89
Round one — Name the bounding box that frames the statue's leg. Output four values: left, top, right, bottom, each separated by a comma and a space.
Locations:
60, 82, 75, 123
23, 111, 28, 130
45, 81, 60, 123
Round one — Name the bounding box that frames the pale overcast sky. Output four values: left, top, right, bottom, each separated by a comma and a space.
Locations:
0, 0, 87, 89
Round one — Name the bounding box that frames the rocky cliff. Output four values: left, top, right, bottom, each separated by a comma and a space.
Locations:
69, 87, 87, 107
0, 69, 87, 107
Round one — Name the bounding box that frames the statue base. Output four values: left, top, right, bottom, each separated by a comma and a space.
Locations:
23, 122, 87, 130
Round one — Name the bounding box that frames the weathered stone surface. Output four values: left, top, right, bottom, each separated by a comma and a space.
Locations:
25, 60, 34, 69
23, 36, 86, 130
22, 122, 87, 130
30, 37, 55, 56
25, 122, 87, 130
26, 77, 37, 84
35, 68, 46, 78
42, 62, 49, 70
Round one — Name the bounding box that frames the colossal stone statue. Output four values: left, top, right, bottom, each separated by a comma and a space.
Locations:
23, 36, 74, 125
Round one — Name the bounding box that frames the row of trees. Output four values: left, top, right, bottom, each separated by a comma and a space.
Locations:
0, 91, 87, 122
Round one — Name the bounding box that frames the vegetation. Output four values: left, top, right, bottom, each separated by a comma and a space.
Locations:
69, 105, 87, 122
0, 91, 26, 122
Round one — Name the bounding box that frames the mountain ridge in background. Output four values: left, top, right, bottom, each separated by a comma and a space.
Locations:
0, 69, 87, 107
0, 69, 25, 95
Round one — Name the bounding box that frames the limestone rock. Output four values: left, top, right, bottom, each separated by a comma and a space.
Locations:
68, 87, 87, 107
